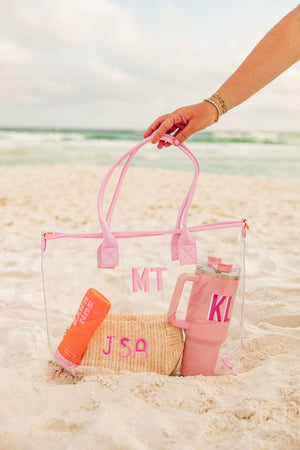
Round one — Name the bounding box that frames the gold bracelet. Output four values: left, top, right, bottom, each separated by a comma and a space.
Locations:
212, 92, 228, 114
204, 98, 220, 122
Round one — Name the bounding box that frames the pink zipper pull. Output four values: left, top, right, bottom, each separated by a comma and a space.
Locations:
221, 352, 237, 376
241, 219, 249, 238
41, 231, 55, 251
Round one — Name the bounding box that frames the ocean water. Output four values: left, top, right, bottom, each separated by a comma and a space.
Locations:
0, 128, 299, 178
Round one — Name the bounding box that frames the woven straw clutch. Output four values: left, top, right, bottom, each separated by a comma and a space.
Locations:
80, 314, 184, 375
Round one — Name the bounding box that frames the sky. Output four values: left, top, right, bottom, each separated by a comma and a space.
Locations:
0, 0, 299, 131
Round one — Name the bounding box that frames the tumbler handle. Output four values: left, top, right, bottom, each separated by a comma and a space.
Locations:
167, 273, 200, 330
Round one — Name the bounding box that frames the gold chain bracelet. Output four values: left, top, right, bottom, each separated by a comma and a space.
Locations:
212, 92, 228, 114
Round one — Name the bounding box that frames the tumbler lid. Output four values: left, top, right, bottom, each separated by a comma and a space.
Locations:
196, 260, 240, 280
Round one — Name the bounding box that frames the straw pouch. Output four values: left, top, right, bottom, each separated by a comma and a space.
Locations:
80, 314, 183, 375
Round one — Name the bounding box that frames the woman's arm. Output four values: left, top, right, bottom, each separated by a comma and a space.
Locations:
144, 5, 300, 147
218, 4, 300, 111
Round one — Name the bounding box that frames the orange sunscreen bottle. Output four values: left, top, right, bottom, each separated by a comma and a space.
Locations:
55, 288, 111, 371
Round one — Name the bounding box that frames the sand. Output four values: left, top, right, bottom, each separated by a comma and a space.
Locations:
0, 163, 299, 450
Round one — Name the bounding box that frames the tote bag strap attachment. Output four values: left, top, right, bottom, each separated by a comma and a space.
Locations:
97, 134, 200, 268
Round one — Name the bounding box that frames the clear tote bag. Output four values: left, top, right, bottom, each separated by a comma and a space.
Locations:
41, 134, 247, 376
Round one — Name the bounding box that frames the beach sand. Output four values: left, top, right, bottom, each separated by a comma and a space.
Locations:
0, 163, 299, 449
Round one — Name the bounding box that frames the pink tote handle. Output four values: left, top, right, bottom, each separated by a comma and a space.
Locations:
105, 150, 136, 227
105, 145, 197, 231
105, 149, 195, 263
167, 272, 200, 329
97, 134, 200, 268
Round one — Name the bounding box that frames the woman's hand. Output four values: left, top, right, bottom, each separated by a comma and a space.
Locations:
143, 101, 219, 148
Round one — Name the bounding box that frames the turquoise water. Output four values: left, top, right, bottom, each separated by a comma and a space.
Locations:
0, 127, 299, 178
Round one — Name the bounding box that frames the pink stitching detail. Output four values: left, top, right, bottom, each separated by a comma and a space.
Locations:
179, 244, 197, 264
118, 337, 131, 358
133, 338, 148, 359
102, 335, 116, 355
103, 247, 117, 264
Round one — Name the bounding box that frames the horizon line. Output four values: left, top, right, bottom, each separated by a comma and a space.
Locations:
0, 126, 299, 134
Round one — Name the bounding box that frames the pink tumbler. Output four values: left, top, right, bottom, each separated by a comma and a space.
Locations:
167, 257, 240, 376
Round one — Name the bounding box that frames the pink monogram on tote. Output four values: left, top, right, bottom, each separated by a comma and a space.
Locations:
41, 134, 247, 376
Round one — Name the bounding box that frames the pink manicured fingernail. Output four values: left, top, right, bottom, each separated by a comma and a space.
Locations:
173, 138, 180, 146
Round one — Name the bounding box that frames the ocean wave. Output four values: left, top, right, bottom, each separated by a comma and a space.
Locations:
0, 127, 299, 146
0, 128, 299, 178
